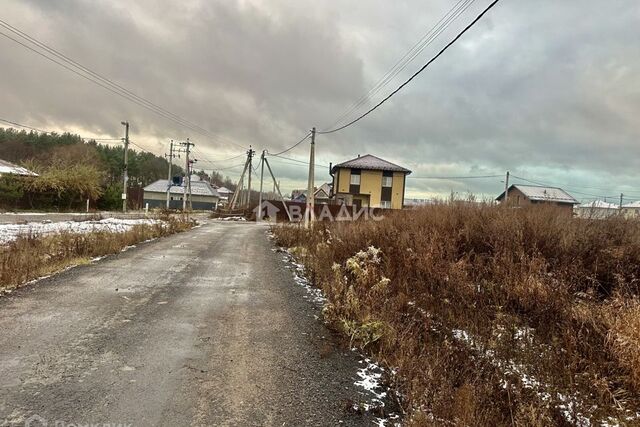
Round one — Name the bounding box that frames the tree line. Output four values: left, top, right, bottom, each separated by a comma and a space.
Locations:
0, 128, 235, 211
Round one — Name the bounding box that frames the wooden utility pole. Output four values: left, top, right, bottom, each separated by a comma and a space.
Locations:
229, 154, 251, 210
165, 140, 176, 209
305, 127, 316, 228
246, 146, 255, 207
179, 139, 194, 211
620, 193, 624, 209
258, 150, 265, 220
121, 121, 129, 213
264, 157, 292, 222
504, 170, 510, 206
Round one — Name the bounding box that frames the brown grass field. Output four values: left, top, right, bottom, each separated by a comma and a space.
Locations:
272, 203, 640, 426
0, 215, 195, 293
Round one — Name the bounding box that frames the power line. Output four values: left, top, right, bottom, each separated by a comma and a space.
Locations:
267, 132, 311, 156
0, 117, 48, 133
268, 153, 327, 169
0, 20, 246, 150
323, 0, 476, 131
409, 174, 502, 180
318, 0, 502, 135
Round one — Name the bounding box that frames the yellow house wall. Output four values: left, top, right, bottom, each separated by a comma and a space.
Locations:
337, 168, 351, 193
391, 172, 405, 209
360, 170, 382, 207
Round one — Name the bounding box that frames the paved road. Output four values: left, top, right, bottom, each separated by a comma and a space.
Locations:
0, 221, 379, 426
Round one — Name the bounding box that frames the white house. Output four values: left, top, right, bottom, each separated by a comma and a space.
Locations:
621, 201, 640, 219
575, 200, 619, 219
0, 158, 37, 177
143, 175, 220, 210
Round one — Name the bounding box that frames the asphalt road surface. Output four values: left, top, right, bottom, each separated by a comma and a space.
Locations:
0, 221, 382, 426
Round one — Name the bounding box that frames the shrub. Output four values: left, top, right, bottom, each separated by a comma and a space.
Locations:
273, 203, 640, 425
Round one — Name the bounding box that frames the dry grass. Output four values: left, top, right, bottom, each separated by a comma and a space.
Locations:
0, 215, 195, 293
272, 203, 640, 425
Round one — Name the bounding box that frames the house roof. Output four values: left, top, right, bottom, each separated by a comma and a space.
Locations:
496, 184, 579, 204
578, 200, 619, 209
331, 154, 411, 174
0, 159, 38, 176
622, 201, 640, 208
215, 186, 232, 195
143, 179, 220, 198
314, 182, 332, 198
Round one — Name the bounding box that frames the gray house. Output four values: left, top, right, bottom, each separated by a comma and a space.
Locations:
143, 176, 220, 210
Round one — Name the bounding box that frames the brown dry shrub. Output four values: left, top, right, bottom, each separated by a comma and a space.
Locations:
0, 215, 195, 292
272, 203, 640, 425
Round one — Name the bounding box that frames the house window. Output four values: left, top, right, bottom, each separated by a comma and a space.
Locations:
381, 200, 392, 209
382, 176, 392, 187
349, 169, 361, 194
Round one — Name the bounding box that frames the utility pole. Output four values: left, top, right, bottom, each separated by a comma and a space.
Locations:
121, 121, 129, 213
258, 150, 265, 220
305, 127, 316, 228
620, 193, 624, 210
503, 170, 510, 206
165, 140, 176, 209
246, 146, 255, 208
180, 138, 194, 211
264, 156, 293, 222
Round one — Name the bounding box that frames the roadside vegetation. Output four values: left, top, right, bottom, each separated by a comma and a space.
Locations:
272, 203, 640, 426
0, 214, 194, 294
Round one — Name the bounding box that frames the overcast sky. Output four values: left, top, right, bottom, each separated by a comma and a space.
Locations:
1, 0, 639, 202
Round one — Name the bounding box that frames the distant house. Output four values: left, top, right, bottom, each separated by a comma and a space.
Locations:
291, 189, 307, 203
330, 154, 411, 209
622, 201, 640, 219
143, 175, 220, 210
0, 158, 38, 177
496, 184, 579, 216
290, 183, 332, 204
213, 186, 233, 205
314, 183, 332, 204
575, 200, 620, 219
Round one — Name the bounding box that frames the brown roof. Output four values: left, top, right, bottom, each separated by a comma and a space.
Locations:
331, 154, 411, 174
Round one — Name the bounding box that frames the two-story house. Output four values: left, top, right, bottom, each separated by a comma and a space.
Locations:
330, 154, 411, 209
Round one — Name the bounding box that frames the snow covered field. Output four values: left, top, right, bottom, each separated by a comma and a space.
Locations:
0, 218, 162, 245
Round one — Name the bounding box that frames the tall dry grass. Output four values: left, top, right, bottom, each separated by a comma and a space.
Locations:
0, 215, 194, 293
273, 203, 640, 426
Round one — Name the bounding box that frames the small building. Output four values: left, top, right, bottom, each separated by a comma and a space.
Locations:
143, 176, 220, 210
290, 189, 307, 203
622, 201, 640, 219
330, 154, 411, 209
575, 200, 620, 219
496, 184, 579, 216
0, 158, 38, 177
213, 186, 233, 206
314, 183, 332, 204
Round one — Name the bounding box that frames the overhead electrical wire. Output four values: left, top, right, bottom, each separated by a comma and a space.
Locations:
0, 117, 49, 133
0, 19, 246, 150
318, 0, 502, 135
409, 174, 503, 180
324, 0, 476, 131
267, 132, 311, 157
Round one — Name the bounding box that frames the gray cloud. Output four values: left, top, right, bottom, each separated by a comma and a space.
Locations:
1, 0, 639, 201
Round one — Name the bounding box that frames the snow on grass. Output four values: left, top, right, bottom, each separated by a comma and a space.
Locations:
275, 241, 401, 426
0, 218, 162, 245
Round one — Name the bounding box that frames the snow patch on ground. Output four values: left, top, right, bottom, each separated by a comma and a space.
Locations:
0, 218, 162, 245
276, 242, 401, 425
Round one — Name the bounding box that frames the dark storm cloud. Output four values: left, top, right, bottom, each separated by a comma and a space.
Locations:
1, 0, 639, 199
